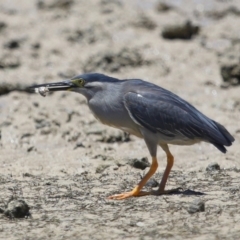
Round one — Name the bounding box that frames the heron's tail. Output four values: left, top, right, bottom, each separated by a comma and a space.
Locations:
211, 121, 235, 153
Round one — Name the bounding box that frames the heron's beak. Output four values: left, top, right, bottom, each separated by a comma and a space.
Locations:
29, 80, 77, 97
30, 80, 75, 92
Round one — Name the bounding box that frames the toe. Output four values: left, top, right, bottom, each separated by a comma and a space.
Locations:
107, 190, 151, 200
107, 192, 132, 200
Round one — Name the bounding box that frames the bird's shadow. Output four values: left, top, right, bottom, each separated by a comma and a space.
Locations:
144, 177, 206, 196
167, 188, 205, 196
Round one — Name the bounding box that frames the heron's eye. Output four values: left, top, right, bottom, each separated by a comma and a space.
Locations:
72, 78, 85, 87
78, 79, 85, 86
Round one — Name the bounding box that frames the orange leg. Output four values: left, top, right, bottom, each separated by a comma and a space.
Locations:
158, 151, 174, 192
108, 156, 158, 200
153, 147, 181, 195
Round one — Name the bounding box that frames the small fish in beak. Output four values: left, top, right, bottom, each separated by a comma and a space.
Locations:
30, 80, 74, 97
35, 86, 49, 97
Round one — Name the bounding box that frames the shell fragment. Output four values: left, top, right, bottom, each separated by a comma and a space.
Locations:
35, 86, 49, 97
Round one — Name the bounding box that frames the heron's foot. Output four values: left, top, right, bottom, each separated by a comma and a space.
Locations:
151, 187, 183, 195
108, 191, 150, 200
107, 187, 151, 200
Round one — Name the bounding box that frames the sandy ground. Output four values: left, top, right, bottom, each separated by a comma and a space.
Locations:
0, 0, 240, 239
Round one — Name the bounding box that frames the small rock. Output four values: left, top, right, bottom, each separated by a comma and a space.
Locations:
4, 199, 30, 218
145, 177, 158, 188
44, 182, 52, 185
136, 221, 145, 227
4, 39, 20, 49
32, 42, 41, 49
204, 80, 216, 86
21, 133, 33, 139
206, 163, 220, 172
161, 20, 199, 40
0, 22, 7, 32
37, 0, 74, 9
23, 172, 34, 177
34, 119, 51, 129
128, 157, 150, 170
96, 164, 111, 173
33, 102, 39, 107
220, 63, 240, 85
94, 154, 113, 161
99, 0, 122, 14
74, 142, 85, 149
220, 82, 230, 89
27, 146, 35, 152
98, 131, 130, 143
188, 199, 205, 214
155, 2, 172, 12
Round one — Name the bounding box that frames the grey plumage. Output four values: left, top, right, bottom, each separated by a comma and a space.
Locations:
122, 79, 234, 153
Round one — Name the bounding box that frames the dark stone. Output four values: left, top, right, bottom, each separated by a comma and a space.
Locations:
96, 164, 111, 173
161, 20, 199, 40
99, 0, 122, 14
128, 157, 150, 170
145, 178, 159, 188
32, 42, 41, 49
220, 64, 240, 85
23, 172, 34, 177
4, 39, 20, 49
0, 22, 7, 32
27, 146, 35, 152
37, 0, 74, 9
98, 131, 130, 143
4, 199, 30, 218
206, 163, 221, 172
74, 142, 85, 149
155, 2, 173, 12
188, 199, 205, 214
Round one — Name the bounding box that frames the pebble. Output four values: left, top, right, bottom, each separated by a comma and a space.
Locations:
128, 157, 150, 170
3, 199, 30, 218
188, 199, 205, 214
136, 222, 145, 227
206, 163, 220, 172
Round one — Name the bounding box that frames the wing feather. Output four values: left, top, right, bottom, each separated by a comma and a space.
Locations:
123, 92, 213, 141
121, 79, 234, 152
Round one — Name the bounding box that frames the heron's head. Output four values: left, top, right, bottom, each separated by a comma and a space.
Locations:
31, 73, 119, 100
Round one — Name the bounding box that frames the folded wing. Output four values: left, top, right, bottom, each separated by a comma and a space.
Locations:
123, 90, 234, 153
